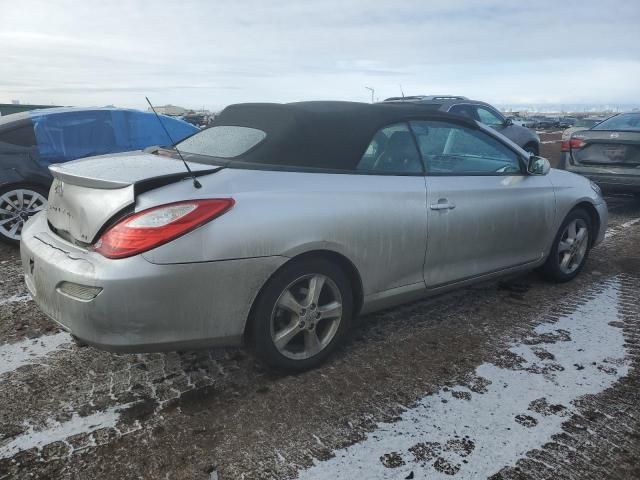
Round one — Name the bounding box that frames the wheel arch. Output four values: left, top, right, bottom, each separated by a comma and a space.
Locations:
571, 201, 600, 247
243, 249, 364, 341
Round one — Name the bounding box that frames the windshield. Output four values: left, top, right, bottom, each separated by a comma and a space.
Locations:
176, 125, 266, 158
592, 113, 640, 132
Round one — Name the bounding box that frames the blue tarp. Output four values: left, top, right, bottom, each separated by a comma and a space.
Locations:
30, 108, 198, 165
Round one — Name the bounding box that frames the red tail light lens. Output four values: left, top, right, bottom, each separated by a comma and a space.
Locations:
570, 138, 586, 150
94, 199, 234, 259
561, 137, 586, 152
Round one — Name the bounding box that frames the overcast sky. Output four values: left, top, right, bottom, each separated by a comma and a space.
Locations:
1, 0, 639, 111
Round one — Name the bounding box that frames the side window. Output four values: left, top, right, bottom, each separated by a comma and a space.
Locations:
0, 125, 37, 149
476, 107, 504, 127
356, 123, 422, 174
409, 121, 521, 175
449, 104, 476, 119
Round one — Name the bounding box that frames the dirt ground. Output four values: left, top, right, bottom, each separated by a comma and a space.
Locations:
1, 140, 640, 479
537, 130, 563, 167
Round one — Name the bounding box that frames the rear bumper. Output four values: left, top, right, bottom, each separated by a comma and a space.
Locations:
20, 212, 287, 352
565, 162, 640, 193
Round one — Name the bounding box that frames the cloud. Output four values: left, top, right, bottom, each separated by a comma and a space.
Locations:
0, 0, 638, 110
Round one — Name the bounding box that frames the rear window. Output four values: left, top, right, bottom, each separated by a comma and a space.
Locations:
593, 113, 640, 132
176, 126, 266, 158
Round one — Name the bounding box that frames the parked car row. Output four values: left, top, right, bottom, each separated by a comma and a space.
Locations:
0, 107, 198, 244
506, 116, 598, 130
20, 100, 607, 371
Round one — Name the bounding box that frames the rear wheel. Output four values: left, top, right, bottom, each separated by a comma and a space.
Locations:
541, 209, 591, 282
0, 184, 48, 245
250, 257, 353, 371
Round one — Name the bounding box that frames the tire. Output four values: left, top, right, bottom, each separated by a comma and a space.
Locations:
524, 142, 539, 156
250, 257, 353, 372
541, 209, 592, 282
0, 184, 48, 246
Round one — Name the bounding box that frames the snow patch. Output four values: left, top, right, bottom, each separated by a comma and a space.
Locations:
0, 332, 72, 376
605, 217, 640, 239
0, 404, 129, 459
299, 281, 628, 480
0, 293, 31, 306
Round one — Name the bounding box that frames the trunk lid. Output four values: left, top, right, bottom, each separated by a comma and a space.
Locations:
47, 151, 220, 244
571, 130, 640, 167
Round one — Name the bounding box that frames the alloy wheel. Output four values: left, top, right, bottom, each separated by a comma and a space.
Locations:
557, 218, 589, 275
0, 189, 47, 241
270, 273, 343, 360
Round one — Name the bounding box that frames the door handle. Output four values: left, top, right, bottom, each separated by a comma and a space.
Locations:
430, 200, 456, 210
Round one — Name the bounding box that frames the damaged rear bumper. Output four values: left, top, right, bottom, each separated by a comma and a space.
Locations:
20, 211, 287, 352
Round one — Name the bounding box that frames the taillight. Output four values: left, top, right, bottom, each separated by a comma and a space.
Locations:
561, 137, 586, 152
571, 138, 586, 149
93, 199, 234, 259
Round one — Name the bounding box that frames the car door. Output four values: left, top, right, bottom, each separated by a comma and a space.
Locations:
409, 120, 555, 287
354, 122, 429, 294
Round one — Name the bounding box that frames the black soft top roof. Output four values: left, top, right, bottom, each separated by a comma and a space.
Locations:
209, 101, 474, 170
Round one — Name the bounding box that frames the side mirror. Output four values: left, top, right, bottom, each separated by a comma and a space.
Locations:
527, 155, 550, 175
504, 118, 514, 127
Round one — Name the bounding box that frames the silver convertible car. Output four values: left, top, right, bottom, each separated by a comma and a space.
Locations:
21, 101, 607, 370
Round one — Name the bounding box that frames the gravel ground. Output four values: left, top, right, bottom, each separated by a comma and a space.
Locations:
1, 169, 639, 478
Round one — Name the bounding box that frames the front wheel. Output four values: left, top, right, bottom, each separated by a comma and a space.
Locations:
250, 257, 353, 371
0, 184, 48, 245
541, 209, 592, 282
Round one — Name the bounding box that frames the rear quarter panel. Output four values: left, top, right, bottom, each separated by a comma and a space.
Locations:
138, 168, 429, 297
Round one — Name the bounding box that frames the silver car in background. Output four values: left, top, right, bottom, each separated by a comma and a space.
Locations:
20, 101, 607, 371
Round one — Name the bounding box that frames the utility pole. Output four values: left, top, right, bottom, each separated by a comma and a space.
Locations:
365, 86, 375, 103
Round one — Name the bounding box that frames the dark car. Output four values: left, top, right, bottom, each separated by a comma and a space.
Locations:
559, 117, 577, 129
535, 118, 560, 129
0, 107, 197, 244
182, 113, 210, 127
561, 112, 640, 195
382, 95, 541, 155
